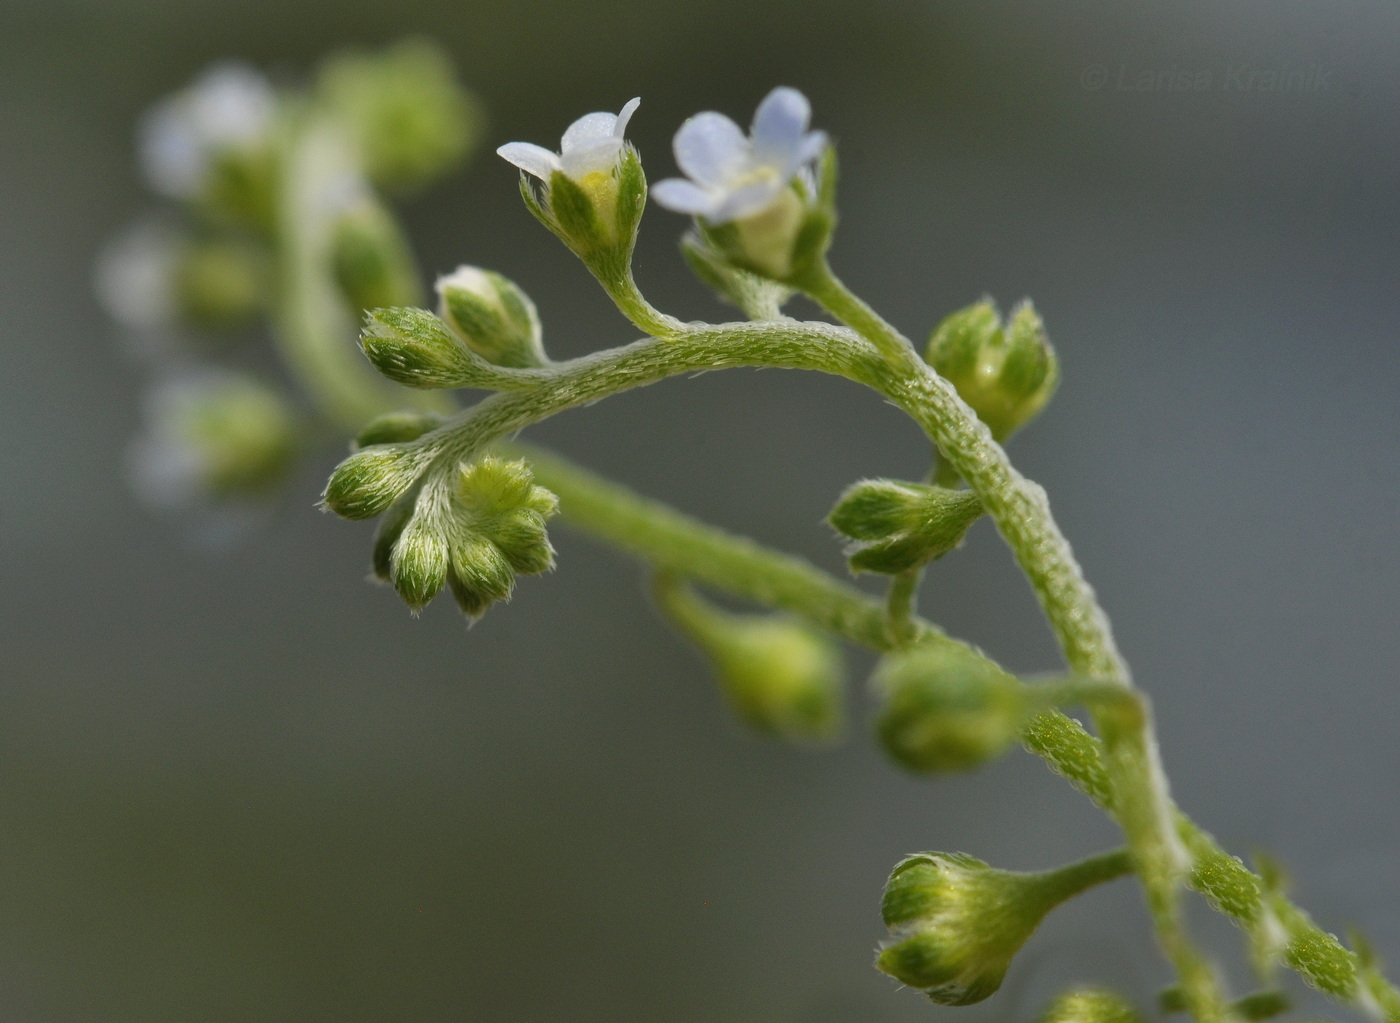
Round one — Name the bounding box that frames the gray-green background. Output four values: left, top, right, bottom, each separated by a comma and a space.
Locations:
3, 2, 1399, 1020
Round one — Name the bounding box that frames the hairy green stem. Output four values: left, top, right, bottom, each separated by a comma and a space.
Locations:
798, 263, 1221, 1021
884, 568, 922, 647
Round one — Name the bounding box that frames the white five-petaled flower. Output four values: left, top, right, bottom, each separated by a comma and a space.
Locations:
138, 63, 277, 199
651, 87, 827, 224
497, 98, 641, 183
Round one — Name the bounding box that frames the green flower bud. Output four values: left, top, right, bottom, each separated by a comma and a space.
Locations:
370, 489, 417, 583
828, 479, 983, 575
878, 849, 1133, 1005
435, 266, 548, 369
390, 504, 450, 611
322, 443, 425, 520
130, 372, 298, 508
174, 236, 267, 329
654, 577, 844, 742
316, 38, 482, 194
355, 410, 443, 448
445, 457, 558, 619
925, 299, 1059, 442
1042, 988, 1145, 1023
360, 307, 503, 390
873, 645, 1028, 773
331, 197, 422, 313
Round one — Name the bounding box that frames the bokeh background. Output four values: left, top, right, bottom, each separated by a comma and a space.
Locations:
4, 1, 1400, 1020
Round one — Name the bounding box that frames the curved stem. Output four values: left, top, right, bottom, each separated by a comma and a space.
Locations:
798, 262, 1221, 1021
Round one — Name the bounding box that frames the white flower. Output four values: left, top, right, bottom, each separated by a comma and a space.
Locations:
651, 87, 827, 224
497, 98, 641, 183
138, 62, 276, 198
95, 221, 181, 333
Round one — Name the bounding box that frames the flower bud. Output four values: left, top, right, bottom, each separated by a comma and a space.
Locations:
355, 410, 443, 448
331, 197, 422, 313
360, 307, 502, 390
390, 504, 450, 611
925, 299, 1059, 442
435, 266, 548, 368
654, 577, 844, 742
316, 38, 482, 194
445, 457, 559, 619
1041, 988, 1145, 1023
322, 443, 426, 520
128, 372, 298, 508
828, 479, 983, 575
873, 645, 1028, 773
878, 849, 1133, 1005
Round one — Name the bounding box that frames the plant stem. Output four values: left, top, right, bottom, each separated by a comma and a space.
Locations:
799, 263, 1223, 1022
273, 112, 448, 429
884, 568, 922, 647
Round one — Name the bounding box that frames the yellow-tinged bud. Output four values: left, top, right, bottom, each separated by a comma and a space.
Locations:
874, 645, 1028, 773
1041, 988, 1145, 1023
925, 299, 1059, 443
435, 266, 547, 368
877, 849, 1133, 1006
655, 577, 844, 742
828, 478, 983, 575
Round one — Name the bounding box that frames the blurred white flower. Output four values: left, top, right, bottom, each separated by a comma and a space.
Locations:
138, 62, 277, 198
128, 370, 297, 510
94, 220, 181, 333
652, 87, 827, 224
497, 97, 640, 182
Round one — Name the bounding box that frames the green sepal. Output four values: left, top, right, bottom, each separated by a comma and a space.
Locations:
390, 505, 450, 611
925, 299, 1059, 443
547, 170, 607, 256
612, 146, 647, 258
355, 410, 443, 448
361, 306, 521, 390
828, 479, 983, 575
371, 489, 418, 582
322, 444, 423, 520
446, 535, 517, 619
874, 644, 1028, 773
437, 266, 547, 369
680, 232, 792, 317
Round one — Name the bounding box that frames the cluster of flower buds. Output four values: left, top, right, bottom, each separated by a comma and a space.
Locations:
827, 478, 984, 574
654, 576, 844, 742
925, 299, 1060, 444
129, 371, 299, 509
369, 456, 559, 618
877, 849, 1133, 1005
873, 644, 1030, 772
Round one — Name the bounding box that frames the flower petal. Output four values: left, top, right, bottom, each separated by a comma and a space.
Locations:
673, 111, 749, 188
613, 97, 641, 138
796, 130, 829, 168
560, 137, 624, 179
651, 178, 718, 216
750, 86, 810, 169
496, 142, 562, 180
561, 112, 618, 152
